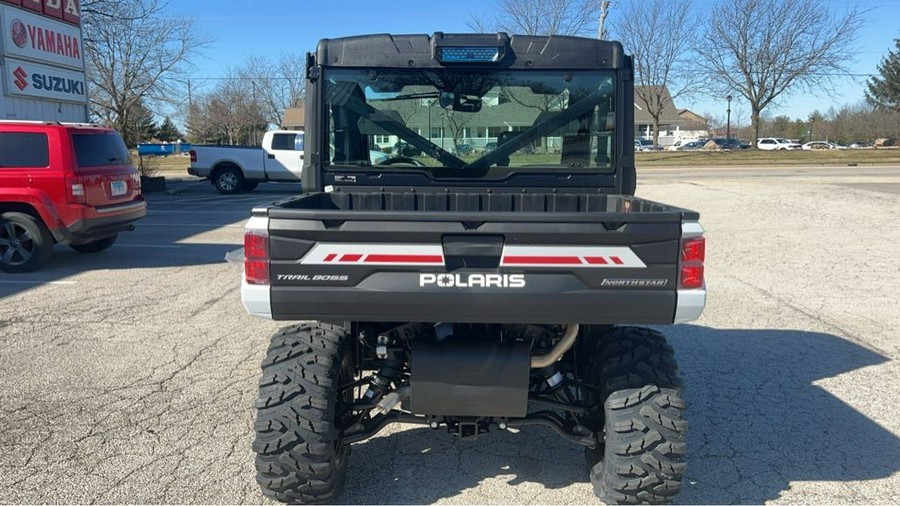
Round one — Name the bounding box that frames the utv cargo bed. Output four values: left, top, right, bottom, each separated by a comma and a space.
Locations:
245, 190, 704, 325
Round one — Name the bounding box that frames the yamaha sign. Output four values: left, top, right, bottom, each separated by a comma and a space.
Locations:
0, 0, 87, 120
4, 57, 86, 103
1, 4, 83, 69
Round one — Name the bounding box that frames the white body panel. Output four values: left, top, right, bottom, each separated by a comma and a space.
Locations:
189, 130, 304, 183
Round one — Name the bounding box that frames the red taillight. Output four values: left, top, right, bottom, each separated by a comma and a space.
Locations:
680, 265, 705, 289
681, 237, 705, 263
65, 175, 87, 204
679, 237, 705, 289
132, 171, 142, 195
189, 150, 197, 163
244, 232, 269, 284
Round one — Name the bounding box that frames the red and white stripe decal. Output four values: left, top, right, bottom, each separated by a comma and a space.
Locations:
301, 244, 445, 266
500, 246, 646, 268
300, 244, 645, 268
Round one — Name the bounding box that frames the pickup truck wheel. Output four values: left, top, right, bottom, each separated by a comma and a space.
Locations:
70, 234, 117, 253
242, 181, 259, 192
213, 166, 244, 194
253, 323, 354, 504
583, 327, 686, 505
0, 212, 53, 273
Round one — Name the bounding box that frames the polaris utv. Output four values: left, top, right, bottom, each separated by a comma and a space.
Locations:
241, 32, 705, 504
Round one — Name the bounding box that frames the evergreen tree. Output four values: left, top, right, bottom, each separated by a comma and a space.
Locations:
157, 116, 183, 142
867, 38, 900, 112
120, 101, 158, 147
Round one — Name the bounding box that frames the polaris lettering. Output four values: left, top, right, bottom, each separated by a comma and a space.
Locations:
31, 73, 83, 95
419, 273, 526, 288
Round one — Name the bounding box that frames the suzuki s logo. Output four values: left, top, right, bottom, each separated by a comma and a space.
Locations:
13, 67, 28, 91
420, 273, 526, 288
10, 20, 27, 48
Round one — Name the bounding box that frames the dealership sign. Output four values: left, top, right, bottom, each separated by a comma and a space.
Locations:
4, 57, 86, 103
0, 0, 80, 26
1, 4, 82, 69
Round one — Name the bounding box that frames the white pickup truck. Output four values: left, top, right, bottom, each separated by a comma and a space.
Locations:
188, 130, 305, 194
189, 130, 394, 194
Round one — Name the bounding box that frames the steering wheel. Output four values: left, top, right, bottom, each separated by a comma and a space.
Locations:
378, 156, 427, 167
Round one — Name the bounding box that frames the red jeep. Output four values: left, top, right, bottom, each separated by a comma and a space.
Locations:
0, 121, 147, 273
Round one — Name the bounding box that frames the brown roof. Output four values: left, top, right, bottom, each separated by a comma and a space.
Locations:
281, 105, 305, 129
633, 86, 683, 126
678, 109, 709, 131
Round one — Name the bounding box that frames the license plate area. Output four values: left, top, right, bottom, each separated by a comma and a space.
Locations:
110, 180, 127, 197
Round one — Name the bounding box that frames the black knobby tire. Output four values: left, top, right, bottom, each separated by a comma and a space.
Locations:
243, 181, 259, 192
0, 212, 54, 273
584, 327, 687, 504
213, 165, 244, 194
70, 234, 118, 253
253, 323, 354, 504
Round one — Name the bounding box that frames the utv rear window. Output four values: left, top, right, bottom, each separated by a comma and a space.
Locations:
72, 133, 131, 167
0, 133, 50, 168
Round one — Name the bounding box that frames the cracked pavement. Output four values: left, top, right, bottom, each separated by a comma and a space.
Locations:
1, 169, 899, 504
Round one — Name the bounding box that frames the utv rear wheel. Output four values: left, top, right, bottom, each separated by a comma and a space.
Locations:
584, 327, 687, 504
253, 323, 354, 504
0, 212, 53, 273
70, 234, 117, 253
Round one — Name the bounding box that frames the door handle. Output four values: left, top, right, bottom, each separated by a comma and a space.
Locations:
267, 154, 276, 159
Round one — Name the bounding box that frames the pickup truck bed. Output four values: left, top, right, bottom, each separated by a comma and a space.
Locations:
245, 190, 705, 325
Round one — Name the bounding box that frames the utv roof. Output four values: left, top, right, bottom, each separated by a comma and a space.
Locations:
315, 32, 627, 70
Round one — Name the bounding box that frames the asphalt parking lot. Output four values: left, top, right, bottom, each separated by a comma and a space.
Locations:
1, 168, 899, 504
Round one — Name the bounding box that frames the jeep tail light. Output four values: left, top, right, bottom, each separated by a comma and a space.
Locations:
244, 231, 269, 285
189, 150, 197, 163
66, 175, 87, 205
132, 172, 142, 195
679, 237, 705, 289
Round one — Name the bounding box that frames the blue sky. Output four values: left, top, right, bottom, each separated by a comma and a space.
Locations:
169, 0, 900, 125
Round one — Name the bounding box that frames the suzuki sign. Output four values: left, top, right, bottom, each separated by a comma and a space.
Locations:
1, 4, 83, 69
4, 57, 87, 103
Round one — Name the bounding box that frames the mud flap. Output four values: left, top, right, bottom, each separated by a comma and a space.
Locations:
410, 340, 530, 417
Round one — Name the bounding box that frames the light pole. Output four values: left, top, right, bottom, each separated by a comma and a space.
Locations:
726, 95, 732, 139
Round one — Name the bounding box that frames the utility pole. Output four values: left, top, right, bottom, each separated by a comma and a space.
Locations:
187, 79, 193, 135
597, 0, 611, 40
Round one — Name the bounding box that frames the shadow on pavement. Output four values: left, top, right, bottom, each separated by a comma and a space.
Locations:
0, 180, 296, 300
338, 326, 898, 504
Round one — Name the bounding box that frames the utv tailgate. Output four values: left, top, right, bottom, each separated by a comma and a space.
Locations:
244, 191, 705, 325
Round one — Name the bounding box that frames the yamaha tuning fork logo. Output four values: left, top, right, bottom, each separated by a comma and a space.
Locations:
10, 19, 28, 48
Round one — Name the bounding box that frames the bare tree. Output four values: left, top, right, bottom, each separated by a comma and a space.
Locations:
695, 0, 863, 146
468, 0, 601, 36
188, 67, 267, 145
84, 0, 209, 141
615, 0, 695, 148
242, 53, 307, 126
185, 54, 304, 143
596, 0, 611, 39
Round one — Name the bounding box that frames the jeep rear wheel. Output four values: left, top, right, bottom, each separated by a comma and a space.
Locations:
583, 327, 687, 504
253, 323, 354, 504
0, 212, 53, 273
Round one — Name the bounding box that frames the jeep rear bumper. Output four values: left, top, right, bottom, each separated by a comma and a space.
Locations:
52, 200, 147, 244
